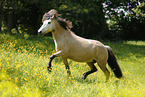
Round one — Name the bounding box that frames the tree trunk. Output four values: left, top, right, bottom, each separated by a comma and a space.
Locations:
82, 22, 85, 36
7, 12, 13, 33
0, 0, 3, 32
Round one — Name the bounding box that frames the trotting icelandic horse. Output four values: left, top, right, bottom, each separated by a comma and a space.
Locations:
38, 9, 123, 82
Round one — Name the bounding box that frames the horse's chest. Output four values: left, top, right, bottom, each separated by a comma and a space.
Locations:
54, 40, 62, 51
55, 42, 67, 52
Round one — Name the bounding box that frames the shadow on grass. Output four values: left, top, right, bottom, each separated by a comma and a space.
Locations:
104, 41, 145, 60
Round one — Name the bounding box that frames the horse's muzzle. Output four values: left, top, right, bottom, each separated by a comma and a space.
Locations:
38, 31, 43, 35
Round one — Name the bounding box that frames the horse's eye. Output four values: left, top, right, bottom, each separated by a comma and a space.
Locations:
48, 22, 51, 24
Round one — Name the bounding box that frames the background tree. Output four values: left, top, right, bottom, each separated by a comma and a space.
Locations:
57, 0, 108, 39
104, 0, 145, 40
0, 0, 145, 40
0, 0, 3, 32
2, 0, 41, 34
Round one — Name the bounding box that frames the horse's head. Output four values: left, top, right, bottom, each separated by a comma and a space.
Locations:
38, 9, 57, 35
38, 19, 55, 35
38, 9, 72, 35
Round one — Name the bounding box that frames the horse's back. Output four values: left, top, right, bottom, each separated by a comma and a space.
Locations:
66, 34, 108, 62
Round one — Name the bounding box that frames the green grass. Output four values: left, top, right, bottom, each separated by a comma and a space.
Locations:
0, 33, 145, 97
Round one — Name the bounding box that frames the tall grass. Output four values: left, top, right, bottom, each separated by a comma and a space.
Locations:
0, 33, 145, 97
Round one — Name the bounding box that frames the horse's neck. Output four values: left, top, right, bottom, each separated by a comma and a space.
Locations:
52, 30, 66, 41
51, 19, 79, 45
52, 28, 71, 43
52, 21, 64, 40
52, 29, 76, 45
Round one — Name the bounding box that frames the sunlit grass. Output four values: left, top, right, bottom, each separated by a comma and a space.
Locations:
0, 33, 145, 97
125, 41, 145, 46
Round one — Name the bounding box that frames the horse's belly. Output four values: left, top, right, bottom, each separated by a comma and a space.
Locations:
67, 46, 95, 62
68, 54, 93, 62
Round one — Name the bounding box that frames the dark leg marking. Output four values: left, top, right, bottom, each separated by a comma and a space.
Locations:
82, 62, 97, 80
62, 58, 71, 75
65, 65, 71, 75
47, 55, 56, 72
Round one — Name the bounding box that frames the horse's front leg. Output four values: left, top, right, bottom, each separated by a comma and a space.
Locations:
62, 58, 71, 75
47, 51, 62, 72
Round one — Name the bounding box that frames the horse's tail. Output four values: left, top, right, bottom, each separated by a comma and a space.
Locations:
106, 46, 123, 78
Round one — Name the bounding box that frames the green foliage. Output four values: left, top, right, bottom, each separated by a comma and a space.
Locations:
1, 0, 41, 34
41, 0, 108, 39
1, 0, 145, 40
1, 0, 108, 38
105, 1, 145, 40
0, 33, 145, 96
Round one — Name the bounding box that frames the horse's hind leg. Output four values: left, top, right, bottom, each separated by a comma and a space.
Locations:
82, 62, 97, 80
97, 61, 110, 82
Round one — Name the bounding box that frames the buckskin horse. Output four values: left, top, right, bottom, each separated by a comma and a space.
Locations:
38, 9, 123, 82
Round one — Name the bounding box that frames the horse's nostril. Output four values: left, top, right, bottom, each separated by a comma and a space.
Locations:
38, 31, 42, 35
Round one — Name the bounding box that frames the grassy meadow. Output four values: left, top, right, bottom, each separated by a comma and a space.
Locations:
0, 33, 145, 97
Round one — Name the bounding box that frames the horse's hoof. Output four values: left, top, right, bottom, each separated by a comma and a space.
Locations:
47, 67, 52, 73
82, 73, 86, 80
82, 77, 86, 80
